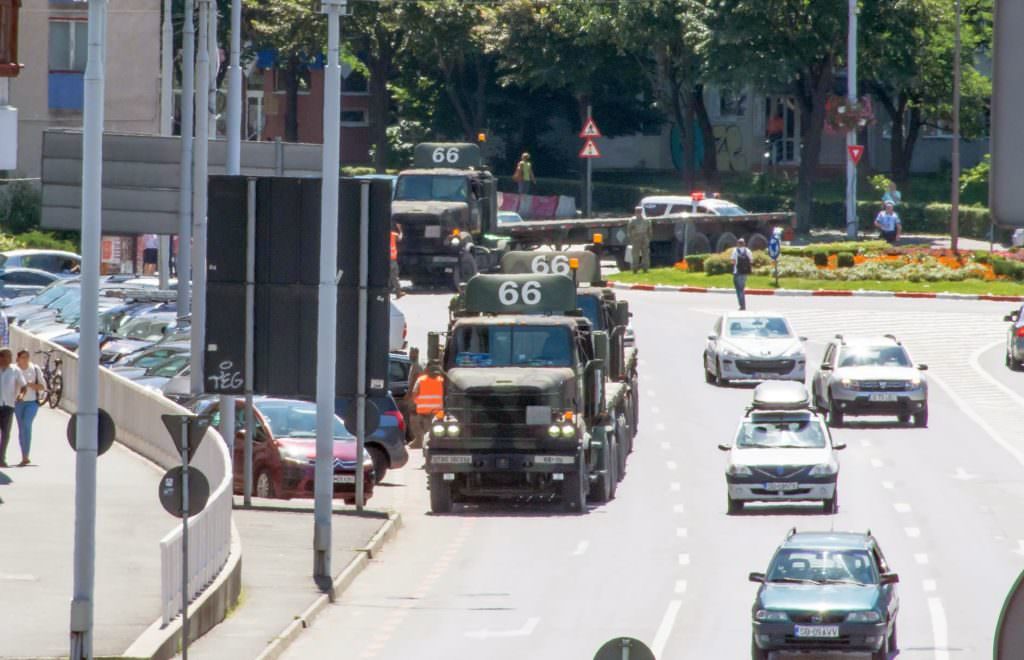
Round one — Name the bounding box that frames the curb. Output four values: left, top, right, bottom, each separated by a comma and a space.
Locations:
253, 512, 403, 660
608, 281, 1024, 303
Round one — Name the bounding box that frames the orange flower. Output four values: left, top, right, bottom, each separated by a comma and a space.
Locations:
674, 260, 688, 271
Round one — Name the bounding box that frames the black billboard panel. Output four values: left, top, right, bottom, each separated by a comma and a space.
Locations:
207, 176, 249, 284
203, 283, 247, 394
336, 286, 390, 397
338, 178, 391, 290
253, 285, 319, 398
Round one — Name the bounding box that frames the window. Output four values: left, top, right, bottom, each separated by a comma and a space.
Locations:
447, 326, 573, 368
735, 417, 826, 449
768, 549, 878, 585
342, 69, 368, 94
395, 174, 468, 203
1, 271, 53, 286
724, 317, 793, 339
341, 109, 368, 127
273, 68, 310, 94
718, 88, 747, 119
838, 345, 911, 368
48, 20, 87, 72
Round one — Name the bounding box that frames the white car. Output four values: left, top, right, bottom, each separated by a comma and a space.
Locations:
390, 301, 407, 353
640, 194, 750, 218
718, 382, 845, 515
704, 312, 806, 385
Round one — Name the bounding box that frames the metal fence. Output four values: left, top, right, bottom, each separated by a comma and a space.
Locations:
10, 327, 233, 626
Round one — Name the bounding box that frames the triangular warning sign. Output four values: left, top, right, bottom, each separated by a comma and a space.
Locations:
847, 145, 864, 166
579, 118, 602, 139
579, 139, 601, 159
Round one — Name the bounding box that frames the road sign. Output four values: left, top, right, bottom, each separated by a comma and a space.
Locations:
158, 466, 211, 518
579, 139, 601, 159
66, 409, 116, 456
593, 637, 655, 660
161, 414, 210, 461
579, 118, 602, 139
847, 145, 864, 166
343, 398, 380, 436
768, 236, 781, 260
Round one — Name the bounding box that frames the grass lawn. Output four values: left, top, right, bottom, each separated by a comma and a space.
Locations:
609, 268, 1024, 296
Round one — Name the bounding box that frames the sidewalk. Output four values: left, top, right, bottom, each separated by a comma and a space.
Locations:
0, 406, 168, 658
176, 499, 398, 660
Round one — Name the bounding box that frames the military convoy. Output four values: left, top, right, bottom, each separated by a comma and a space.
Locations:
424, 251, 638, 514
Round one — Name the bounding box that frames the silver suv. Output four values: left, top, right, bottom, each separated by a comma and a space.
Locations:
811, 335, 928, 427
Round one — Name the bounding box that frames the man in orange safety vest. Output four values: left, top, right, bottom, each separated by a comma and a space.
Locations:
409, 360, 443, 448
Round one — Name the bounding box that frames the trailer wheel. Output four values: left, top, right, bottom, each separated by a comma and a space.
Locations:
686, 232, 712, 256
746, 232, 769, 251
715, 231, 738, 253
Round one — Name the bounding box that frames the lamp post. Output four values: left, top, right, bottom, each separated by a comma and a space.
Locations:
845, 0, 859, 239
951, 0, 962, 252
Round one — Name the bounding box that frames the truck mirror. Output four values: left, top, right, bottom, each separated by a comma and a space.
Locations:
585, 358, 606, 421
609, 328, 626, 381
592, 331, 609, 365
427, 332, 441, 363
613, 301, 629, 329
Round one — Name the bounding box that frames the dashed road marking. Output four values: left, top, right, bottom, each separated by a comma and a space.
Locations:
870, 458, 885, 469
952, 466, 977, 480
655, 423, 667, 432
674, 580, 688, 594
915, 553, 930, 565
923, 579, 937, 593
670, 482, 681, 492
672, 503, 685, 514
678, 553, 690, 566
571, 541, 589, 557
893, 502, 912, 514
905, 527, 921, 539
660, 441, 671, 450
860, 439, 872, 447
928, 597, 950, 660
881, 481, 895, 490
666, 460, 677, 471
652, 600, 683, 659
676, 528, 688, 538
651, 406, 661, 414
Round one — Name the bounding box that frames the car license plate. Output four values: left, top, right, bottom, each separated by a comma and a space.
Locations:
765, 482, 799, 491
869, 393, 899, 402
794, 625, 840, 638
333, 474, 355, 484
424, 225, 442, 238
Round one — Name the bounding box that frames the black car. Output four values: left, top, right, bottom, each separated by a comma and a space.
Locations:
749, 529, 899, 660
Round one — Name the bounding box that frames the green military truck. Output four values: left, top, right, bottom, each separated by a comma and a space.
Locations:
393, 143, 510, 289
424, 273, 631, 514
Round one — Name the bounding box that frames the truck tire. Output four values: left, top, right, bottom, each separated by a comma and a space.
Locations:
746, 232, 768, 251
589, 430, 617, 503
428, 473, 453, 514
716, 231, 738, 253
615, 417, 629, 478
630, 375, 640, 434
687, 232, 712, 256
562, 450, 589, 514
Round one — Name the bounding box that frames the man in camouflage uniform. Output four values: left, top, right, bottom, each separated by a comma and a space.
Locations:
626, 206, 652, 273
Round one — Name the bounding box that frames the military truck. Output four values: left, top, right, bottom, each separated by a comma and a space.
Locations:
424, 273, 630, 514
393, 143, 510, 289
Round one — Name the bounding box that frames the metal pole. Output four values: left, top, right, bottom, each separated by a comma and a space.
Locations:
226, 0, 242, 174
314, 0, 344, 580
158, 236, 170, 289
845, 0, 858, 239
179, 419, 191, 659
243, 179, 256, 507
70, 3, 107, 657
951, 0, 962, 252
585, 104, 593, 217
208, 1, 218, 140
159, 0, 173, 292
356, 182, 369, 511
191, 0, 210, 396
177, 0, 195, 328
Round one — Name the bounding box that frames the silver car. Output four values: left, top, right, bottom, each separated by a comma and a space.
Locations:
1005, 306, 1024, 371
811, 335, 928, 427
704, 312, 806, 385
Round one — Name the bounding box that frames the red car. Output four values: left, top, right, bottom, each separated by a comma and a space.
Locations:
191, 396, 375, 504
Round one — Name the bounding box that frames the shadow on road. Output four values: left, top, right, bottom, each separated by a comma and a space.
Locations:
733, 503, 832, 517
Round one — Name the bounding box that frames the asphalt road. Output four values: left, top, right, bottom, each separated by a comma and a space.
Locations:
283, 290, 1023, 660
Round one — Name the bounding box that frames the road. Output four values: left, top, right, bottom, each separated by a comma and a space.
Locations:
283, 290, 1023, 659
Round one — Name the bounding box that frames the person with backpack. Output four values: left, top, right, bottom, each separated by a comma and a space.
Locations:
731, 238, 754, 310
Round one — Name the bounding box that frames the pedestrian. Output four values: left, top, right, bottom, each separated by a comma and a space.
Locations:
409, 360, 444, 449
874, 201, 901, 245
626, 206, 653, 273
0, 348, 27, 468
142, 234, 159, 275
881, 180, 902, 207
731, 238, 753, 311
390, 223, 404, 298
512, 152, 535, 195
14, 350, 45, 466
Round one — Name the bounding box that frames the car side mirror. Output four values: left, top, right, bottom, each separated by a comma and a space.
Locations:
749, 572, 766, 583
707, 334, 716, 341
880, 573, 900, 585
799, 336, 808, 342
820, 363, 832, 371
917, 364, 928, 371
832, 441, 846, 450
717, 443, 732, 451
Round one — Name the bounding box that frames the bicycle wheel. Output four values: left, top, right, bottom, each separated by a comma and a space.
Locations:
48, 374, 63, 409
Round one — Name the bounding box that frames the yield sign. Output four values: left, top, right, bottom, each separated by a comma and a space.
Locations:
847, 145, 864, 166
579, 118, 602, 139
579, 139, 601, 159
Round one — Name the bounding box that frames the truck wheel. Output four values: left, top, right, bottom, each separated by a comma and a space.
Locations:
687, 233, 712, 255
562, 450, 589, 514
428, 474, 453, 513
630, 376, 640, 434
746, 232, 769, 251
615, 418, 629, 478
589, 433, 617, 503
716, 232, 738, 253
728, 496, 744, 515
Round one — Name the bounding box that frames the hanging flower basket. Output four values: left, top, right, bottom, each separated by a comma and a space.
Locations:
825, 96, 875, 132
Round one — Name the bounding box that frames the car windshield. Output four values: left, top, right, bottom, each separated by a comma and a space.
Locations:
703, 203, 749, 216
839, 345, 911, 368
394, 174, 467, 202
449, 325, 573, 368
736, 417, 826, 449
129, 349, 186, 370
258, 400, 348, 438
767, 548, 878, 585
725, 317, 792, 338
144, 354, 190, 378
27, 282, 73, 306
576, 296, 602, 330
49, 290, 82, 312
112, 316, 172, 341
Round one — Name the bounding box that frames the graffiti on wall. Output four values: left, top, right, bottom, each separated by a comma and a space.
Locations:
714, 124, 748, 172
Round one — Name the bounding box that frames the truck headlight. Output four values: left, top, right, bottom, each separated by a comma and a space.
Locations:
560, 424, 576, 438
451, 237, 461, 247
727, 464, 752, 477
809, 463, 838, 476
446, 424, 461, 437
846, 610, 881, 623
432, 423, 447, 437
755, 609, 789, 622
548, 425, 562, 438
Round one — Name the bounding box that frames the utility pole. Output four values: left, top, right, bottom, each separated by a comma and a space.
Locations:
208, 1, 218, 140
845, 0, 859, 239
70, 1, 107, 657
177, 0, 195, 331
191, 0, 211, 396
314, 0, 345, 583
158, 0, 173, 290
951, 0, 962, 252
585, 104, 593, 217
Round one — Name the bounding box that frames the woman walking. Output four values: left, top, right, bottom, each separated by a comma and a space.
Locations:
14, 350, 45, 466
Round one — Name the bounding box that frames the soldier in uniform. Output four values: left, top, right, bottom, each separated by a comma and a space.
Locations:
627, 206, 652, 273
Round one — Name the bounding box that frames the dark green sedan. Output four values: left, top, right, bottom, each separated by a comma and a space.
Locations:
749, 530, 899, 659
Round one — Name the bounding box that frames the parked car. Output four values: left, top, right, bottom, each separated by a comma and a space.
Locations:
335, 393, 408, 483
640, 194, 751, 218
99, 311, 178, 365
389, 352, 416, 443
188, 396, 375, 504
0, 249, 81, 275
0, 268, 61, 300
390, 301, 407, 353
1005, 306, 1024, 370
110, 343, 189, 379
50, 300, 173, 352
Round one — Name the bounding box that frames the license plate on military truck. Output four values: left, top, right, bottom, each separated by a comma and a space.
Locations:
424, 225, 441, 238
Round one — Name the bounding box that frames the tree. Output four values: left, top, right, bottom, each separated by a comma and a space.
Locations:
707, 1, 848, 232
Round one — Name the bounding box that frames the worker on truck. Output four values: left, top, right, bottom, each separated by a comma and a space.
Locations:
410, 360, 444, 448
390, 223, 404, 298
627, 206, 652, 273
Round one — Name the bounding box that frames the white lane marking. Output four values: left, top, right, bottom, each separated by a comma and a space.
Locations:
970, 341, 1024, 407
915, 553, 930, 565
666, 460, 678, 471
651, 600, 683, 659
670, 482, 681, 492
905, 527, 921, 539
660, 441, 671, 450
676, 528, 688, 538
465, 617, 540, 640
952, 466, 977, 480
672, 503, 685, 514
923, 579, 937, 593
571, 541, 589, 557
893, 502, 912, 514
675, 579, 688, 594
929, 368, 1024, 468
881, 481, 895, 490
678, 553, 690, 566
870, 458, 885, 468
647, 389, 657, 398
651, 406, 662, 414
928, 597, 951, 660
1014, 540, 1024, 556
655, 423, 667, 432
860, 439, 872, 447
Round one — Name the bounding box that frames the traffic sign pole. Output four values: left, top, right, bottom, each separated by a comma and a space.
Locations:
179, 418, 191, 660
585, 105, 593, 217
845, 0, 858, 239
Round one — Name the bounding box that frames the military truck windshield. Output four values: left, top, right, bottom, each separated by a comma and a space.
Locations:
449, 326, 573, 368
576, 296, 603, 330
395, 175, 468, 202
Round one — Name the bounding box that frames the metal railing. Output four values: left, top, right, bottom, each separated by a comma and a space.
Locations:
10, 326, 233, 627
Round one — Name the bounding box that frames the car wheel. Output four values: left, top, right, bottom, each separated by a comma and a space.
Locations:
913, 406, 928, 428
704, 353, 715, 384
428, 473, 452, 514
1009, 352, 1022, 371
367, 445, 389, 483
716, 359, 728, 386
828, 397, 844, 427
255, 470, 276, 499
727, 496, 743, 515
824, 488, 839, 515
871, 630, 890, 660
888, 621, 898, 652
750, 633, 769, 660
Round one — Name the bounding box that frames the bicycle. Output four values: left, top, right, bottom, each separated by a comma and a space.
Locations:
34, 350, 64, 409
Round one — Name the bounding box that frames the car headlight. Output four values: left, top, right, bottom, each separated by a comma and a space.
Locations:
909, 375, 922, 387
548, 424, 562, 438
846, 610, 882, 623
727, 464, 752, 477
755, 609, 789, 622
560, 424, 576, 438
840, 378, 859, 390
432, 423, 447, 437
721, 345, 744, 358
809, 463, 838, 476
